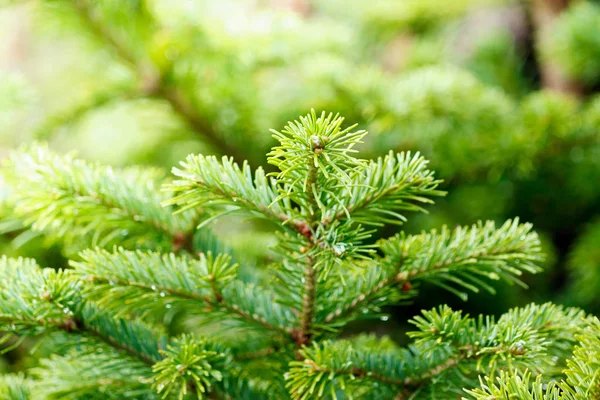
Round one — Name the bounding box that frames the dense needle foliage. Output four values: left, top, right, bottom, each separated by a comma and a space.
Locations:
0, 111, 598, 399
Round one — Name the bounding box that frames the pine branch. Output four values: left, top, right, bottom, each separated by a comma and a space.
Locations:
164, 154, 295, 230
72, 248, 296, 338
560, 317, 600, 399
0, 256, 81, 338
152, 335, 230, 400
0, 374, 30, 400
0, 256, 231, 399
286, 340, 450, 399
267, 110, 367, 216
322, 151, 444, 227
324, 219, 543, 325
32, 350, 159, 400
464, 370, 562, 400
289, 303, 588, 400
3, 146, 197, 253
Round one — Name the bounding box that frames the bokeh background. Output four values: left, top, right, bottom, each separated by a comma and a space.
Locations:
1, 0, 599, 373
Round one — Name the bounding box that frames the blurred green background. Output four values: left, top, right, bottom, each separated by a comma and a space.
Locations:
0, 0, 599, 372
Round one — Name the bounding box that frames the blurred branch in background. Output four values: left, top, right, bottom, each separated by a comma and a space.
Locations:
531, 0, 581, 95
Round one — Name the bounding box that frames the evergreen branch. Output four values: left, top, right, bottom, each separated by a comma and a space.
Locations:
407, 303, 588, 397
75, 305, 169, 367
560, 317, 600, 399
72, 248, 296, 336
0, 256, 81, 338
408, 303, 584, 368
463, 370, 562, 400
323, 151, 444, 227
0, 256, 168, 363
3, 146, 197, 252
164, 154, 294, 229
152, 335, 230, 400
289, 303, 586, 399
297, 254, 317, 347
32, 351, 159, 400
218, 359, 290, 400
268, 110, 368, 214
324, 219, 543, 325
286, 340, 460, 400
384, 219, 543, 297
0, 374, 30, 400
0, 257, 226, 399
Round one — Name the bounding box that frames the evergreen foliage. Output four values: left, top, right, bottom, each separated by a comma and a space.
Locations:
2, 0, 600, 398
0, 112, 598, 399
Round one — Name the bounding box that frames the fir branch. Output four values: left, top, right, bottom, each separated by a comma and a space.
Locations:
560, 317, 600, 399
75, 305, 168, 367
164, 154, 294, 229
0, 256, 81, 338
286, 340, 458, 400
322, 151, 444, 227
0, 374, 30, 400
72, 248, 296, 337
268, 110, 367, 215
463, 370, 562, 400
32, 351, 159, 400
408, 303, 588, 395
324, 219, 543, 325
290, 303, 588, 400
152, 335, 230, 400
3, 146, 197, 253
0, 257, 227, 399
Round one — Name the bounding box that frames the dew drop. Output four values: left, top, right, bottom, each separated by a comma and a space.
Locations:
151, 285, 157, 291
380, 316, 389, 321
160, 292, 166, 297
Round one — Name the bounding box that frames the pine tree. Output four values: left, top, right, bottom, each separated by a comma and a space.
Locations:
0, 111, 598, 399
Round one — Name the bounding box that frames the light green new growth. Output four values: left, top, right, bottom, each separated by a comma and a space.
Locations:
0, 112, 597, 399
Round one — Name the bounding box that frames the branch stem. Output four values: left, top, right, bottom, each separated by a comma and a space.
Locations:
297, 162, 320, 346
